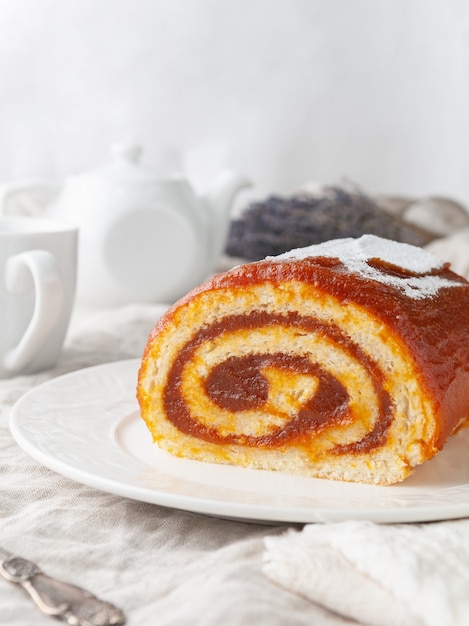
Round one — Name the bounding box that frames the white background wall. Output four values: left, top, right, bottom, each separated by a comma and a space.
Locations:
1, 0, 469, 206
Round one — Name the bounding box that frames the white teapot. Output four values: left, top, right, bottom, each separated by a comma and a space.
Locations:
0, 143, 250, 306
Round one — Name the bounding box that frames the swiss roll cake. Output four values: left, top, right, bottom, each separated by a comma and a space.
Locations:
137, 235, 469, 485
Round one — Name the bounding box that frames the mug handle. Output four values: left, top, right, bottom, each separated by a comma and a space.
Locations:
3, 250, 64, 373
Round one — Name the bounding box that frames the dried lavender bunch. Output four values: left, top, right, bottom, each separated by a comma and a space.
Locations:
226, 187, 436, 261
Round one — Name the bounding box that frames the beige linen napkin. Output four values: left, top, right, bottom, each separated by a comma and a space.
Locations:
263, 519, 469, 626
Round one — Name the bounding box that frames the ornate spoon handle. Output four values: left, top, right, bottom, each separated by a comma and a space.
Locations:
0, 548, 125, 625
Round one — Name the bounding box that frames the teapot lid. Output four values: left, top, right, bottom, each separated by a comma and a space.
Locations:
76, 142, 163, 184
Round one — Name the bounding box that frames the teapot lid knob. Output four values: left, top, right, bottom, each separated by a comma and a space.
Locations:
111, 142, 142, 164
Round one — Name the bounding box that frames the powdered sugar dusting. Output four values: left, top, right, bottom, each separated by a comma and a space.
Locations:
271, 235, 458, 299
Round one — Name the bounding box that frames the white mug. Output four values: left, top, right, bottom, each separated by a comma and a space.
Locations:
0, 216, 78, 377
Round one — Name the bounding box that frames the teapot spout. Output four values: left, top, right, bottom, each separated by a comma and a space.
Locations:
205, 170, 251, 265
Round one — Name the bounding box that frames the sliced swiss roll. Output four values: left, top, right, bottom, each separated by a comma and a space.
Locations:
137, 235, 469, 485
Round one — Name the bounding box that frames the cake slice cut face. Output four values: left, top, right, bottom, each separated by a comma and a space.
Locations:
137, 235, 469, 485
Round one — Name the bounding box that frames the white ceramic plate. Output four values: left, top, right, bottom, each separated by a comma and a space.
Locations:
9, 358, 469, 524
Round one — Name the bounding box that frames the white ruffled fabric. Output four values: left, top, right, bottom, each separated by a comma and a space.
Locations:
264, 519, 469, 626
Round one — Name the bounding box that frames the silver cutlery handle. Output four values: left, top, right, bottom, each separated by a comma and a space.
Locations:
0, 553, 125, 625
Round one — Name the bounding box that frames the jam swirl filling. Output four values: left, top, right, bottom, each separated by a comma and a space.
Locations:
163, 311, 393, 453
